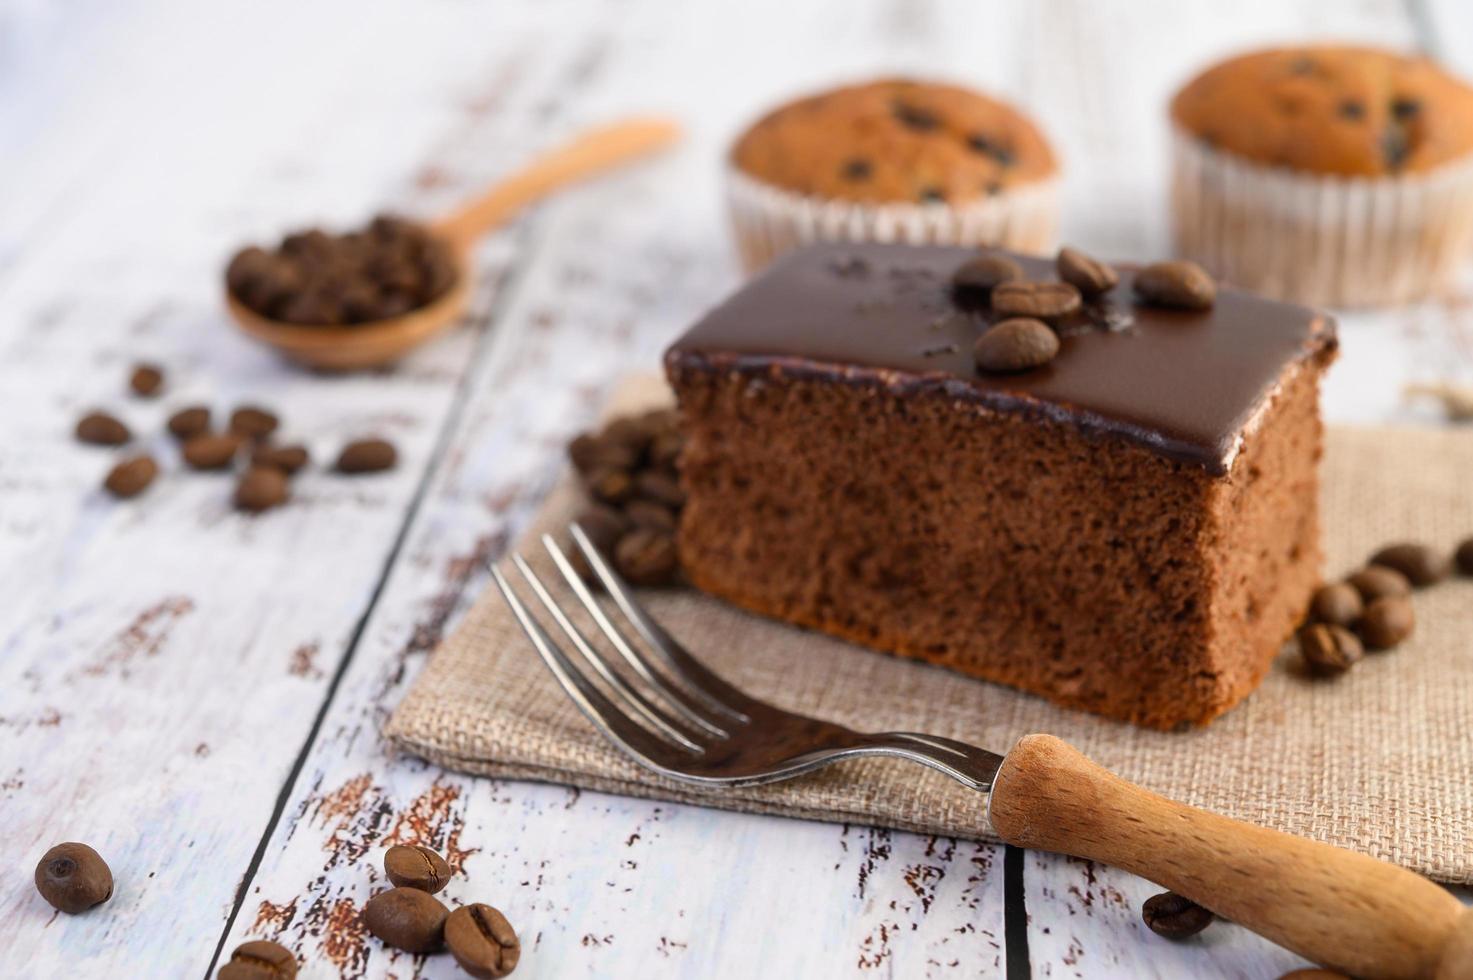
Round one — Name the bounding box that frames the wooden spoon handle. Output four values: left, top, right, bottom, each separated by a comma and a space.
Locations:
432, 116, 681, 248
988, 734, 1473, 980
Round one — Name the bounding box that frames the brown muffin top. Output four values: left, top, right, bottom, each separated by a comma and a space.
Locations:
1171, 46, 1473, 176
731, 78, 1057, 205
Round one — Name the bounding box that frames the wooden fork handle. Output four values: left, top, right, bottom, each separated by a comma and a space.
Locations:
432, 116, 681, 248
988, 735, 1473, 980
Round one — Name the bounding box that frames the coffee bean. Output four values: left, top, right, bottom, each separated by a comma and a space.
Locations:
76, 411, 131, 446
588, 467, 634, 504
104, 455, 159, 499
446, 903, 520, 979
1056, 247, 1118, 297
568, 505, 632, 582
229, 406, 280, 441
129, 363, 164, 398
234, 467, 289, 513
1359, 596, 1415, 650
183, 433, 243, 471
1347, 565, 1411, 603
362, 887, 448, 953
1457, 537, 1473, 575
168, 406, 212, 441
218, 939, 298, 980
603, 416, 660, 457
1369, 542, 1449, 587
1141, 891, 1212, 940
1309, 582, 1363, 627
251, 444, 310, 475
1299, 623, 1363, 677
1133, 261, 1216, 310
974, 317, 1060, 374
633, 470, 685, 508
990, 281, 1082, 322
568, 433, 638, 475
1277, 970, 1349, 980
647, 429, 685, 470
625, 499, 677, 533
951, 255, 1023, 297
336, 438, 397, 474
34, 842, 112, 914
384, 844, 451, 894
614, 528, 679, 586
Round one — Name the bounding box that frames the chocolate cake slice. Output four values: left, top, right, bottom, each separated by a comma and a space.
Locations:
664, 243, 1337, 729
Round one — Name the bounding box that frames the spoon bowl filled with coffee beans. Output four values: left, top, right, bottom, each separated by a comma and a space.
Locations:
225, 116, 680, 370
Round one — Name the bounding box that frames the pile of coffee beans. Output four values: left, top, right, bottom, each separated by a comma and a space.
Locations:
360, 843, 521, 977
1140, 890, 1213, 940
1298, 537, 1472, 677
567, 408, 686, 586
226, 215, 456, 326
74, 362, 398, 510
955, 247, 1216, 376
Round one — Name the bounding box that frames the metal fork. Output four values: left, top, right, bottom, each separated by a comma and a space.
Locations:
493, 524, 1473, 980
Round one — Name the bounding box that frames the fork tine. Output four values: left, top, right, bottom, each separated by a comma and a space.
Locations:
541, 534, 738, 734
510, 554, 703, 753
569, 524, 753, 720
491, 565, 689, 764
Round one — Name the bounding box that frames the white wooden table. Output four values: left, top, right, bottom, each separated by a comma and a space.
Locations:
3, 1, 1471, 976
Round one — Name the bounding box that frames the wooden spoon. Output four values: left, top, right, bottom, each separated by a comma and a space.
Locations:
227, 117, 681, 370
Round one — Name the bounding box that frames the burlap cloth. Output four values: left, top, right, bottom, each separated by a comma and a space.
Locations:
386, 379, 1473, 883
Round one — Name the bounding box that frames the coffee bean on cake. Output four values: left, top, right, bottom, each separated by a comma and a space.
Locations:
445, 904, 520, 979
1141, 891, 1212, 939
951, 254, 1023, 298
234, 467, 289, 513
362, 887, 448, 953
1299, 623, 1363, 676
129, 363, 165, 398
229, 406, 280, 441
1056, 247, 1118, 297
1457, 536, 1473, 575
383, 845, 451, 894
1347, 565, 1412, 603
1134, 261, 1216, 310
1308, 582, 1363, 627
614, 528, 679, 586
104, 455, 159, 499
183, 433, 243, 471
335, 438, 397, 474
168, 406, 212, 440
974, 317, 1060, 373
990, 280, 1082, 322
1359, 596, 1415, 650
34, 842, 112, 914
1369, 542, 1450, 587
75, 411, 131, 446
251, 444, 310, 475
218, 940, 298, 980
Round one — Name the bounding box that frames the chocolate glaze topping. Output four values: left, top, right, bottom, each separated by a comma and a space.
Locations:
666, 243, 1335, 474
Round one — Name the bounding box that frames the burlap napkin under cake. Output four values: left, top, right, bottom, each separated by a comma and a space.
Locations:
386, 378, 1473, 884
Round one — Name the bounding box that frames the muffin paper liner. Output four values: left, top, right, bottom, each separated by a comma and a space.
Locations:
726, 165, 1060, 272
1171, 129, 1473, 307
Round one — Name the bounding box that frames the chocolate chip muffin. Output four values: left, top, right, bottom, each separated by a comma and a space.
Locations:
727, 78, 1059, 271
1170, 46, 1473, 306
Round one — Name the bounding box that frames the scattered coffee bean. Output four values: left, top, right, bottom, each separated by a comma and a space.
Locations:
384, 844, 451, 894
168, 406, 212, 440
229, 406, 280, 441
1369, 542, 1449, 587
1056, 247, 1118, 297
446, 903, 520, 979
104, 455, 159, 499
1359, 596, 1415, 650
974, 317, 1060, 374
1347, 565, 1412, 603
1309, 582, 1363, 627
183, 433, 243, 471
588, 467, 634, 504
1299, 623, 1363, 677
633, 470, 685, 508
234, 467, 290, 513
1141, 891, 1212, 940
251, 444, 310, 475
218, 939, 298, 980
34, 842, 112, 914
336, 438, 397, 474
129, 363, 164, 398
990, 280, 1082, 322
625, 499, 677, 533
951, 255, 1023, 297
362, 887, 449, 953
1457, 536, 1473, 575
76, 411, 131, 446
614, 528, 679, 586
1133, 261, 1216, 310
